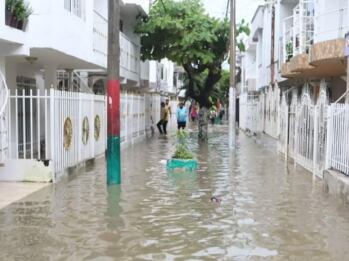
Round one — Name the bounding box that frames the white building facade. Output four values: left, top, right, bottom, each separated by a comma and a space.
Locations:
240, 0, 349, 179
0, 0, 175, 182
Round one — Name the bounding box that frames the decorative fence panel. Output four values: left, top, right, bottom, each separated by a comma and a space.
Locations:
326, 104, 349, 176
295, 85, 315, 172
8, 89, 50, 160
264, 84, 280, 139
8, 89, 157, 177
132, 95, 139, 138
239, 93, 247, 130
313, 81, 329, 177
288, 90, 298, 158
93, 95, 107, 157
239, 93, 262, 134
278, 93, 288, 155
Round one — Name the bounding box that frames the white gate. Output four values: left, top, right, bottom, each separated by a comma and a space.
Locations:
264, 84, 280, 138
313, 80, 329, 177
326, 103, 349, 176
239, 93, 261, 134
295, 84, 314, 172
288, 89, 298, 158
8, 89, 107, 177
278, 93, 288, 156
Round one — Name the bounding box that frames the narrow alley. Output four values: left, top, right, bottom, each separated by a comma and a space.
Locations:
1, 127, 349, 260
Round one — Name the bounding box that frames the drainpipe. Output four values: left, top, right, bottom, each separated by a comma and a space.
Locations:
345, 58, 349, 104
270, 3, 276, 86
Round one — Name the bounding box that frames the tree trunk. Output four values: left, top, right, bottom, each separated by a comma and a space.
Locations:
198, 106, 209, 141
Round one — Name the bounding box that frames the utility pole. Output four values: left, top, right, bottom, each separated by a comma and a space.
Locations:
229, 0, 236, 149
107, 0, 121, 185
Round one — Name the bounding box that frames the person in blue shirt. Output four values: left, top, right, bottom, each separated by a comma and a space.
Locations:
176, 102, 188, 130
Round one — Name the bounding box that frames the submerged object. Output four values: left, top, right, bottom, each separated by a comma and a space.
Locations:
166, 158, 198, 171
210, 196, 222, 203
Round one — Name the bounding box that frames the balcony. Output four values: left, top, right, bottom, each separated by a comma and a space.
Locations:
93, 10, 141, 83
282, 1, 314, 63
251, 6, 264, 41
314, 7, 349, 43
308, 7, 348, 76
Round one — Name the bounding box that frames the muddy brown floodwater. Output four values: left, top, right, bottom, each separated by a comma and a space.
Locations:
1, 126, 349, 260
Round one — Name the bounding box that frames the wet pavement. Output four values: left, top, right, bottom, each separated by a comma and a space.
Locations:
1, 126, 349, 260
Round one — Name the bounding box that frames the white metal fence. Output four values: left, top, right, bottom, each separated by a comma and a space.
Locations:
264, 85, 280, 139
278, 93, 288, 156
239, 93, 263, 134
295, 92, 315, 172
276, 82, 329, 177
7, 89, 161, 178
326, 104, 349, 176
8, 89, 107, 176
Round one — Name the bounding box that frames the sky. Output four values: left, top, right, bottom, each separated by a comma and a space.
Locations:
201, 0, 264, 23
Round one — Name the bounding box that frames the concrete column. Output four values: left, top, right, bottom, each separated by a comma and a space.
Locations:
0, 56, 5, 76
44, 65, 57, 90
4, 59, 17, 157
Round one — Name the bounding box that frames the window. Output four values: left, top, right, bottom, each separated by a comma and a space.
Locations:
64, 0, 84, 19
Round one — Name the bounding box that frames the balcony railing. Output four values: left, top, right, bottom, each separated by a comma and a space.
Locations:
314, 7, 349, 43
64, 0, 84, 19
282, 1, 314, 63
93, 10, 140, 76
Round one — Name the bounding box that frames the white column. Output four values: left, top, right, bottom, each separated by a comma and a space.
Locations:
44, 65, 57, 90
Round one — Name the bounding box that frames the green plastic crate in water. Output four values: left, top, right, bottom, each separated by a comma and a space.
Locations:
167, 159, 198, 171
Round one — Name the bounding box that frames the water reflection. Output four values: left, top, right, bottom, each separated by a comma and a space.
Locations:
0, 127, 349, 260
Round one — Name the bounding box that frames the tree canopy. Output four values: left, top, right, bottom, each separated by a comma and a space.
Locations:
136, 0, 249, 108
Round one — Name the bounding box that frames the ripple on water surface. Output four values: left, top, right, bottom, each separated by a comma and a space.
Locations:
1, 127, 349, 260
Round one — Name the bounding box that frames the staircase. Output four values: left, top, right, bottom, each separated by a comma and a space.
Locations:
0, 71, 9, 165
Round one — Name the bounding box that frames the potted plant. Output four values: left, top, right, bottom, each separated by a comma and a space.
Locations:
15, 1, 33, 30
167, 130, 198, 171
5, 0, 33, 31
5, 0, 17, 26
286, 41, 293, 62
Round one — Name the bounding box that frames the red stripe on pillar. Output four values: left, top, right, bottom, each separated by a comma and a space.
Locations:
107, 80, 120, 136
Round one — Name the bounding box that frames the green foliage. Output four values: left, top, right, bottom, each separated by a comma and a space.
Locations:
212, 70, 230, 104
136, 0, 250, 108
172, 130, 194, 160
286, 41, 293, 61
6, 0, 33, 21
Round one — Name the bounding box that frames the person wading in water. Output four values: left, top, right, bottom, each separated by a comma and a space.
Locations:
157, 102, 169, 135
176, 102, 188, 130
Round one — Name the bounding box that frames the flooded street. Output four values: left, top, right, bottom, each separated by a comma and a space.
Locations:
1, 126, 349, 260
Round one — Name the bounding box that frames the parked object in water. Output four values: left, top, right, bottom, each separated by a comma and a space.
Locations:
167, 130, 198, 171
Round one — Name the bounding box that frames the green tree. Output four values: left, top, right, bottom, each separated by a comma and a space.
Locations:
136, 0, 249, 140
